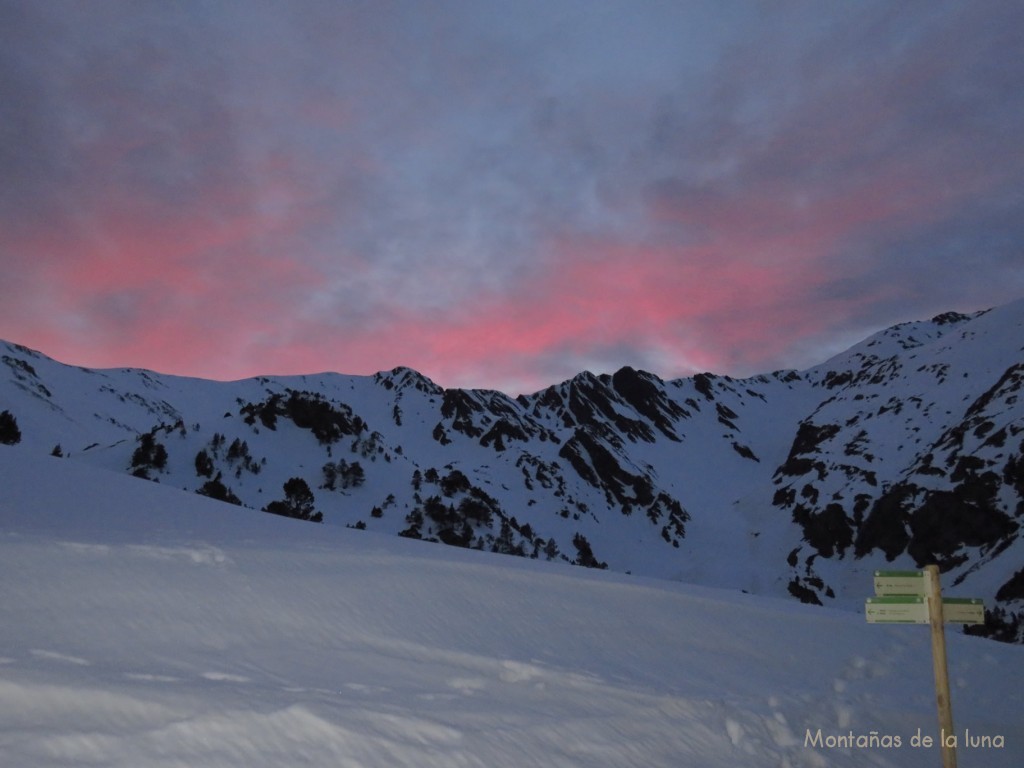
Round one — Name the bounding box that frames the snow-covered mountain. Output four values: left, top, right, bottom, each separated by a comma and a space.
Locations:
2, 298, 1023, 641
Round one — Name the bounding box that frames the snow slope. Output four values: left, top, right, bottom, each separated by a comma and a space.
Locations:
1, 447, 1021, 767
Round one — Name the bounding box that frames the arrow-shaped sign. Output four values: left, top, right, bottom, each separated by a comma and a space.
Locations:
939, 597, 985, 625
865, 595, 928, 623
873, 569, 930, 596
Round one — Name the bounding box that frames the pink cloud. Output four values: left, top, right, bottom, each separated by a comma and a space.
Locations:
256, 234, 828, 391
1, 166, 334, 380
3, 2, 1021, 395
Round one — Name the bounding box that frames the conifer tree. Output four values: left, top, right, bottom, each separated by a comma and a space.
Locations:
0, 410, 21, 445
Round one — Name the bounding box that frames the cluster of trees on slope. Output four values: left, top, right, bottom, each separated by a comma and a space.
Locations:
265, 477, 323, 523
0, 410, 21, 445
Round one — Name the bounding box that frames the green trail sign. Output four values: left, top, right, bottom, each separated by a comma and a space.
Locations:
873, 569, 929, 596
939, 598, 985, 625
865, 595, 929, 623
863, 595, 985, 625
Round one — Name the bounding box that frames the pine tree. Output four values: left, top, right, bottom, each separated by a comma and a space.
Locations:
197, 474, 242, 505
131, 432, 167, 472
265, 477, 322, 522
283, 477, 315, 514
572, 533, 607, 569
0, 410, 21, 445
195, 449, 214, 478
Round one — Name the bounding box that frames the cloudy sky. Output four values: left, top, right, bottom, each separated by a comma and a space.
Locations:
2, 1, 1023, 394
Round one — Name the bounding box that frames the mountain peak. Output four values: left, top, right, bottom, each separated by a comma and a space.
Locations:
373, 366, 443, 395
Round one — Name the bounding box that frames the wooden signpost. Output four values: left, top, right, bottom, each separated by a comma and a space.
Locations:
864, 565, 986, 768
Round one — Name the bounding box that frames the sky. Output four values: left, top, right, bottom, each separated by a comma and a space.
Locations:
2, 0, 1023, 395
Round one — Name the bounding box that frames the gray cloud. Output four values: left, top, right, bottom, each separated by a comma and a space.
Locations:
2, 0, 1023, 388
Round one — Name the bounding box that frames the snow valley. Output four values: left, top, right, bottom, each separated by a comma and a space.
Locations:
0, 448, 1021, 767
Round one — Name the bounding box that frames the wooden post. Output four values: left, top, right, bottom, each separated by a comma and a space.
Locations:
926, 564, 957, 768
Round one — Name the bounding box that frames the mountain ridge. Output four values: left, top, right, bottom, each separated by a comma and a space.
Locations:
2, 299, 1023, 641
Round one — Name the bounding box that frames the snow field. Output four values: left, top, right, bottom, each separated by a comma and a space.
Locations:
1, 449, 1022, 766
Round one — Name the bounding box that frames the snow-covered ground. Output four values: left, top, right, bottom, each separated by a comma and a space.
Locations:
1, 447, 1021, 767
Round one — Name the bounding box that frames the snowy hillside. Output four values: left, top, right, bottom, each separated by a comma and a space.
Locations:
1, 299, 1023, 641
1, 448, 1021, 767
